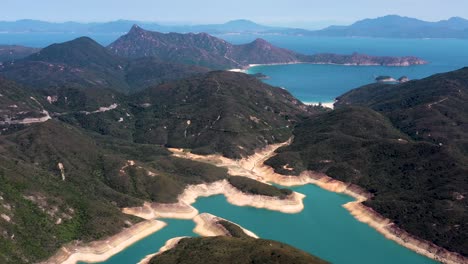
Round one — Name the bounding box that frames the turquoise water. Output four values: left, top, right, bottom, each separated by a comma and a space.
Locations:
85, 184, 437, 264
78, 219, 197, 264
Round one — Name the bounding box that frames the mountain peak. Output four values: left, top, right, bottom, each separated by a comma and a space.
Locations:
24, 36, 121, 67
128, 24, 145, 34
249, 38, 272, 47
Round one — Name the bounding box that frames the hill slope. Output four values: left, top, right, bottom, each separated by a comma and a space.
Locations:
336, 67, 468, 162
0, 45, 40, 62
130, 71, 309, 158
266, 68, 468, 257
0, 37, 209, 93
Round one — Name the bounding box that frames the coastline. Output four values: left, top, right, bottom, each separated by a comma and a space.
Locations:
42, 220, 167, 264
228, 59, 424, 73
170, 141, 467, 264
123, 179, 305, 219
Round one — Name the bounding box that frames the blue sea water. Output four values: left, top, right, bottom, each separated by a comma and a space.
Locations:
1, 33, 466, 102
222, 35, 468, 102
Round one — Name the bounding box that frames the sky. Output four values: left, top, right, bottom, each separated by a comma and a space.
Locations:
1, 0, 468, 28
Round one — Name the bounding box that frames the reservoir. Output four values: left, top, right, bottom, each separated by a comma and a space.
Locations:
89, 184, 437, 264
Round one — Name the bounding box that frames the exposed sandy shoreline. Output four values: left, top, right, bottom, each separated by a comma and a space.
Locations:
137, 236, 187, 264
193, 213, 258, 238
42, 220, 167, 264
123, 179, 305, 219
170, 141, 467, 264
45, 139, 466, 264
138, 213, 258, 264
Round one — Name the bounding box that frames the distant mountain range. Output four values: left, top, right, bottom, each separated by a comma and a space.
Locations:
108, 25, 426, 69
312, 15, 468, 38
1, 15, 468, 38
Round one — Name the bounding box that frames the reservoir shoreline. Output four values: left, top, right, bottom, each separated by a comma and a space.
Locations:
170, 141, 468, 264
44, 141, 466, 264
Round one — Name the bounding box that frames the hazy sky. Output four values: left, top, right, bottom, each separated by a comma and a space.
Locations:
2, 0, 467, 28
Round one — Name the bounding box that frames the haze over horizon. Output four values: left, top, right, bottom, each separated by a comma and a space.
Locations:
2, 0, 468, 29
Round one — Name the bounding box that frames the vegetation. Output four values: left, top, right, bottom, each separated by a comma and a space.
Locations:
267, 103, 468, 255
228, 176, 292, 199
150, 237, 329, 264
0, 45, 40, 62
130, 71, 309, 158
0, 37, 208, 93
216, 220, 250, 238
337, 67, 468, 163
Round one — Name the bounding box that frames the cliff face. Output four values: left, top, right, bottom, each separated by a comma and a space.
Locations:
107, 25, 427, 69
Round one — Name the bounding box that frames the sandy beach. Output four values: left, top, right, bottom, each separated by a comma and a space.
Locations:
42, 220, 167, 264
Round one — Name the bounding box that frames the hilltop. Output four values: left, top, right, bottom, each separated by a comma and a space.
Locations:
0, 37, 209, 93
150, 237, 329, 264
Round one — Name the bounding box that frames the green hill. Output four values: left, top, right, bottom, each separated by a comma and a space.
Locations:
337, 67, 468, 162
266, 69, 468, 256
150, 237, 329, 264
131, 71, 309, 158
0, 37, 209, 93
